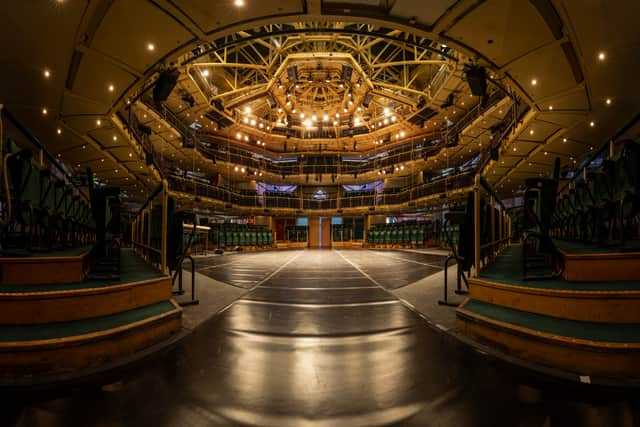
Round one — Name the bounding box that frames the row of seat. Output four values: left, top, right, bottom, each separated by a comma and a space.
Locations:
2, 139, 95, 253
285, 226, 307, 242
332, 224, 354, 242
550, 140, 640, 247
209, 224, 274, 248
366, 222, 432, 245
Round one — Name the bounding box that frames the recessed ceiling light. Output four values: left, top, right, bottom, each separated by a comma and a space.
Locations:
531, 78, 537, 86
108, 84, 114, 92
529, 129, 534, 135
147, 43, 155, 51
589, 121, 595, 127
42, 108, 48, 115
202, 69, 210, 77
563, 137, 567, 142
597, 51, 606, 61
605, 98, 612, 105
234, 0, 245, 6
57, 128, 62, 135
548, 105, 553, 110
43, 69, 51, 78
96, 119, 101, 126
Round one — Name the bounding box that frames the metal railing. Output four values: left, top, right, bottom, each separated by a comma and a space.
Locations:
168, 171, 475, 211
131, 179, 169, 273
133, 92, 513, 179
473, 174, 512, 277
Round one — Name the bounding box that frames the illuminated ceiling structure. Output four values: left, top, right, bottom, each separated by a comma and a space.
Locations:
1, 0, 637, 207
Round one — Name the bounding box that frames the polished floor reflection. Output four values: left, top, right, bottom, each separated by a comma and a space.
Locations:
3, 250, 639, 427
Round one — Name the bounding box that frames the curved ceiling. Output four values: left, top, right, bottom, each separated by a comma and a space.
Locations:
1, 0, 639, 202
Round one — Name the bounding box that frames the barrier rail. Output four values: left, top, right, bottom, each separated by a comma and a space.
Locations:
168, 171, 475, 211
473, 174, 511, 277
131, 179, 169, 273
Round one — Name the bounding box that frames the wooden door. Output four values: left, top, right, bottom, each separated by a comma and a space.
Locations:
308, 217, 320, 248
321, 217, 331, 248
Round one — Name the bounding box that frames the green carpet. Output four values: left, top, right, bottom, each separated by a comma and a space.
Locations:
479, 245, 640, 291
0, 249, 165, 293
0, 301, 175, 342
464, 299, 640, 343
2, 246, 92, 258
553, 239, 639, 255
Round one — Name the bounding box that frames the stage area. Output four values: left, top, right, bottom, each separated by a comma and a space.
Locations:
3, 250, 638, 426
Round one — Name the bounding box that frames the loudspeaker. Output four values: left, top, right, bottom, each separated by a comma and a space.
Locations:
440, 93, 454, 108
267, 93, 277, 108
138, 123, 152, 136
153, 68, 180, 108
490, 147, 499, 161
464, 64, 487, 97
341, 65, 353, 82
362, 92, 373, 108
287, 66, 298, 83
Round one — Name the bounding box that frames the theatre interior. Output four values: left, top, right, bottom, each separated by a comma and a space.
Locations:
1, 0, 640, 426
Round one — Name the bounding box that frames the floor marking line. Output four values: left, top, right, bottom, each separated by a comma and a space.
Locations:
334, 250, 383, 287
254, 252, 304, 288
364, 250, 444, 268
197, 261, 238, 271
258, 286, 378, 291
239, 299, 399, 308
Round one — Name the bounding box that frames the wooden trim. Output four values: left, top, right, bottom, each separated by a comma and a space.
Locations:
0, 277, 173, 324
457, 305, 640, 378
0, 304, 182, 375
558, 249, 640, 281
457, 301, 640, 351
0, 256, 87, 285
560, 249, 640, 259
0, 300, 182, 351
469, 278, 640, 323
470, 277, 640, 298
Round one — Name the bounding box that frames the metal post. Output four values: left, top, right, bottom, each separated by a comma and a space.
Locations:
490, 195, 495, 256
498, 208, 503, 245
131, 218, 136, 247
473, 174, 481, 278
160, 179, 168, 274
147, 202, 152, 248
609, 140, 614, 159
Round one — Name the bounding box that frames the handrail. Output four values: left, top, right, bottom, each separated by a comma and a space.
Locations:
559, 112, 640, 194
139, 182, 163, 213
472, 173, 512, 277
479, 176, 506, 210
1, 108, 70, 180
167, 171, 476, 210
131, 179, 169, 273
134, 94, 510, 179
